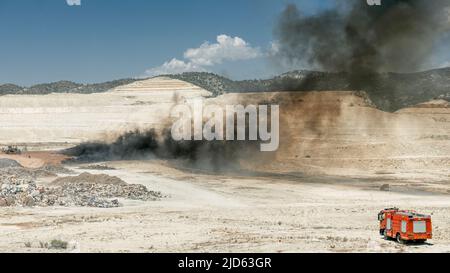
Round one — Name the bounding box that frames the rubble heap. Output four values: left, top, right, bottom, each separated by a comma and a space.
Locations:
0, 159, 22, 168
0, 169, 162, 208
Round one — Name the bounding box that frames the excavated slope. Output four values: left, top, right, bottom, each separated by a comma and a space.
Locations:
0, 77, 210, 149
209, 91, 450, 176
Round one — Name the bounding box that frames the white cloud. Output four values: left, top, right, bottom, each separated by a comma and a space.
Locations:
143, 34, 262, 77
143, 58, 205, 77
184, 35, 262, 66
66, 0, 81, 6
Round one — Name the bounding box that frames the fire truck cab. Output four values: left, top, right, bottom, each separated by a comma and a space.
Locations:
378, 208, 432, 243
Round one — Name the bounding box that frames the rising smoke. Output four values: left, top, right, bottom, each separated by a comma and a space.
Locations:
63, 129, 264, 172
274, 0, 450, 89
63, 1, 450, 170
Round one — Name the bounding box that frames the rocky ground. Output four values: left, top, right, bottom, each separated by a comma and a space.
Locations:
0, 160, 449, 253
0, 162, 162, 209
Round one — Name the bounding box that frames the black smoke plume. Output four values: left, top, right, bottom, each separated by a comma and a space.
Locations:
63, 129, 263, 172
274, 0, 450, 89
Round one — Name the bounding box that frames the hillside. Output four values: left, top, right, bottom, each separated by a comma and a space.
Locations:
2, 67, 450, 112
168, 68, 450, 112
208, 91, 450, 178
0, 77, 211, 149
0, 79, 139, 95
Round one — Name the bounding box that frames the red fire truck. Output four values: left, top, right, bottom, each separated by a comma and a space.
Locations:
378, 208, 432, 243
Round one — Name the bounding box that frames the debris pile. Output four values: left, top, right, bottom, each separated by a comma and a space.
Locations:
0, 159, 22, 168
0, 170, 162, 208
51, 172, 126, 186
39, 165, 75, 175
1, 145, 22, 155
79, 164, 116, 170
0, 168, 38, 207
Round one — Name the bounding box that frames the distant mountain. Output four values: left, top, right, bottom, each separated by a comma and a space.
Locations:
0, 83, 23, 94
0, 79, 138, 96
167, 68, 450, 112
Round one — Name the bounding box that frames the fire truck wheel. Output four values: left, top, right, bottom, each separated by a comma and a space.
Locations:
379, 229, 385, 236
396, 234, 404, 244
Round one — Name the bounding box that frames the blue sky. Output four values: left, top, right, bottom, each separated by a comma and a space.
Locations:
0, 0, 448, 85
0, 0, 338, 85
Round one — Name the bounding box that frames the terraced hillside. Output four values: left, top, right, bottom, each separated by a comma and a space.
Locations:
168, 68, 450, 111
0, 77, 210, 149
